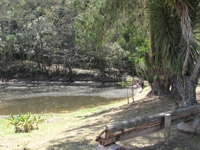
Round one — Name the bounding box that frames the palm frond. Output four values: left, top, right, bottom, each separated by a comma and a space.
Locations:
148, 0, 181, 71
148, 0, 200, 74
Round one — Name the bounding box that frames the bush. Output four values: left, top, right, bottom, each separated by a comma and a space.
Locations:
6, 113, 45, 133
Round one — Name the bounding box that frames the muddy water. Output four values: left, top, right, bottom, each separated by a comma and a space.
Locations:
0, 81, 139, 115
0, 96, 118, 115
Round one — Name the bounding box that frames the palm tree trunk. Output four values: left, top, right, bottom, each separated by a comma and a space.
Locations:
176, 1, 197, 106
182, 58, 200, 106
183, 77, 197, 106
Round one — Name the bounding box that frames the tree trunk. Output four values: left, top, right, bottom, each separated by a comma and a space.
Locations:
182, 58, 200, 106
132, 81, 134, 103
150, 16, 156, 89
170, 75, 184, 99
39, 32, 45, 71
183, 77, 197, 106
152, 76, 170, 96
0, 1, 7, 82
177, 1, 198, 106
170, 75, 198, 107
99, 58, 106, 81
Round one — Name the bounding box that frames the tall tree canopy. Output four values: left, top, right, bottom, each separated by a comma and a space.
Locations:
74, 0, 200, 105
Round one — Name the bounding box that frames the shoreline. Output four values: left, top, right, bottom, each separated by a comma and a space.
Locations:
0, 80, 141, 101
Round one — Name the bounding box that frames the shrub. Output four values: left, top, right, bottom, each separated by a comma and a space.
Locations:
33, 115, 45, 129
6, 114, 22, 133
6, 113, 45, 133
18, 113, 34, 132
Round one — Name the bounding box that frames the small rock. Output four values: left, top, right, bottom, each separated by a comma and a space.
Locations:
177, 119, 200, 134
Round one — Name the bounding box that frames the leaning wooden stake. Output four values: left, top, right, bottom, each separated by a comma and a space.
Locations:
164, 114, 171, 146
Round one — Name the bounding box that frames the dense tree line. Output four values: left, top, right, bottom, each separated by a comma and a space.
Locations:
0, 0, 138, 81
0, 0, 80, 80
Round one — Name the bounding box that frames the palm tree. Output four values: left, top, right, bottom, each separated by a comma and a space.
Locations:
165, 0, 193, 75
148, 0, 200, 106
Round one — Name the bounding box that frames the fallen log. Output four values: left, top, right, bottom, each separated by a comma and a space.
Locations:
96, 105, 200, 146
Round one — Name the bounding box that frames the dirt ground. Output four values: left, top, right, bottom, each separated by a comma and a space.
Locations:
1, 87, 200, 150
0, 81, 140, 100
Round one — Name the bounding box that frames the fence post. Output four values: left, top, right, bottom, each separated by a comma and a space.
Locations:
164, 114, 171, 146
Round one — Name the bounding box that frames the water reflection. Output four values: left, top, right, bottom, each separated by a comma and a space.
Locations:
0, 96, 118, 115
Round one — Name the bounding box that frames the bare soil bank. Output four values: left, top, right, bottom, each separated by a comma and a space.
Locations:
0, 80, 140, 101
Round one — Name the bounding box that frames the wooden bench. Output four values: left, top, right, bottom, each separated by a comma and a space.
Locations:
96, 105, 200, 150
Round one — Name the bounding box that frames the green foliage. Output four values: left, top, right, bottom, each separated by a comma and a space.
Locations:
18, 113, 34, 132
0, 0, 198, 84
148, 0, 200, 75
147, 75, 153, 84
120, 81, 127, 87
6, 114, 22, 133
74, 0, 150, 77
120, 77, 134, 87
33, 115, 45, 129
127, 78, 134, 85
6, 113, 45, 133
154, 75, 159, 80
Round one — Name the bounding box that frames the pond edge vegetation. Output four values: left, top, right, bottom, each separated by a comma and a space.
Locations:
6, 113, 45, 133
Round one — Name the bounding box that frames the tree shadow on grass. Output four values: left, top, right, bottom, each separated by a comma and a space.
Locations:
127, 131, 200, 150
47, 138, 96, 150
47, 94, 199, 150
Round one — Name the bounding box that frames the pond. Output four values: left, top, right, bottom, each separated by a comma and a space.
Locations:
0, 96, 119, 115
0, 81, 139, 116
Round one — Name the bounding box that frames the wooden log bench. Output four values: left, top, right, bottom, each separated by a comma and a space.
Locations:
96, 105, 200, 150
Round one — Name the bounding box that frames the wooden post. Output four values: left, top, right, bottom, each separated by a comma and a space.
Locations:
164, 114, 171, 146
